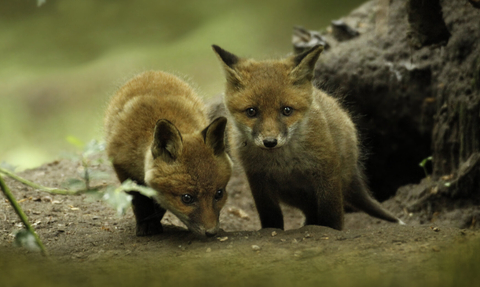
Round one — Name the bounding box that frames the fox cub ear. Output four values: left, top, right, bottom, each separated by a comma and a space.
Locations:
212, 45, 243, 89
151, 119, 183, 163
202, 116, 228, 156
290, 45, 324, 84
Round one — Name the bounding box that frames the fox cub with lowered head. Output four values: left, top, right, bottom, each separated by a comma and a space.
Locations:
212, 45, 404, 230
104, 71, 232, 237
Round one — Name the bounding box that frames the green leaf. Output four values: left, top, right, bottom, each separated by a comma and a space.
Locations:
83, 140, 105, 158
419, 156, 433, 167
66, 136, 85, 149
102, 186, 133, 216
87, 170, 111, 180
62, 178, 86, 190
119, 179, 157, 197
14, 230, 42, 252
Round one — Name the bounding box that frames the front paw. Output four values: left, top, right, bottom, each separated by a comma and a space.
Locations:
136, 220, 163, 236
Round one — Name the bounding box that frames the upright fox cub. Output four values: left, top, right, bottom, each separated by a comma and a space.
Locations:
212, 45, 403, 230
104, 71, 232, 237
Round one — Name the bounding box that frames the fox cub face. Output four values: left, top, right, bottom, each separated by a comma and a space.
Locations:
212, 45, 324, 149
144, 117, 232, 237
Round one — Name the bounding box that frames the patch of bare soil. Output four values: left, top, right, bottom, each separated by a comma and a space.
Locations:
1, 158, 479, 286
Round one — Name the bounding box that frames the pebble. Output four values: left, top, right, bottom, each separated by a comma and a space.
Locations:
251, 245, 261, 251
217, 236, 228, 242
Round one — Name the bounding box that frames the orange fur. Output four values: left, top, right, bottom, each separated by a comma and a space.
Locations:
213, 45, 402, 230
105, 71, 232, 237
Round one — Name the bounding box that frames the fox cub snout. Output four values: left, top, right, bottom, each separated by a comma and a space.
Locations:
245, 106, 292, 149
213, 45, 403, 230
105, 71, 232, 237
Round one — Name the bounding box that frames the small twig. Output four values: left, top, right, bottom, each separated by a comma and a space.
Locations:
82, 159, 90, 191
0, 167, 83, 195
0, 174, 48, 256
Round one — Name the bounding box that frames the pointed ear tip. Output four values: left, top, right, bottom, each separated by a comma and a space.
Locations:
155, 119, 166, 126
154, 119, 181, 137
212, 44, 222, 53
155, 119, 171, 127
313, 45, 324, 54
211, 116, 228, 130
217, 116, 227, 123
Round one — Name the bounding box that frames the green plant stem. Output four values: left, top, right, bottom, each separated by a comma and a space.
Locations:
0, 167, 82, 195
423, 166, 429, 179
0, 175, 48, 256
82, 159, 90, 190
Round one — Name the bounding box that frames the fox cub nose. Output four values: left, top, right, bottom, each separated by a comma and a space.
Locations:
263, 138, 278, 148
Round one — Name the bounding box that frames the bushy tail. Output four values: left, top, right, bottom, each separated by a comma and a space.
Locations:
345, 166, 404, 224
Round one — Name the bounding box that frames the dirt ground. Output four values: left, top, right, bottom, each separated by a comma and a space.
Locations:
1, 157, 480, 287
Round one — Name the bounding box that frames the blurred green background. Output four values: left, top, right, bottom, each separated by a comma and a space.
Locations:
0, 0, 365, 170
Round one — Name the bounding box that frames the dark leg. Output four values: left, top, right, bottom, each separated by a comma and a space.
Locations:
112, 164, 166, 236
130, 191, 166, 236
304, 182, 344, 230
247, 173, 284, 229
315, 190, 344, 230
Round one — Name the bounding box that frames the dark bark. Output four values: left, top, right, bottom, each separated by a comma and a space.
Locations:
302, 0, 480, 212
406, 0, 450, 49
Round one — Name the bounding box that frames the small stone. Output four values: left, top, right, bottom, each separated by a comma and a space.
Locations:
206, 248, 211, 253
42, 196, 53, 202
217, 236, 228, 242
280, 239, 286, 242
69, 205, 80, 211
271, 231, 277, 237
227, 207, 249, 219
251, 245, 261, 251
304, 232, 311, 238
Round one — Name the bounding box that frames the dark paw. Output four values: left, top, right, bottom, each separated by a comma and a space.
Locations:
135, 220, 163, 236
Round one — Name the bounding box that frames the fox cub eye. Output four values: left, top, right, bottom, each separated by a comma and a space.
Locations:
214, 189, 224, 201
181, 194, 195, 204
282, 107, 293, 116
245, 108, 257, 118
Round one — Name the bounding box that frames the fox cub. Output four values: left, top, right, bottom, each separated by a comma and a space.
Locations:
212, 45, 403, 230
104, 71, 232, 237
